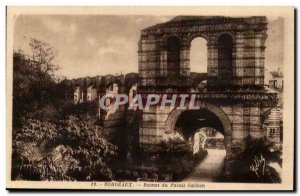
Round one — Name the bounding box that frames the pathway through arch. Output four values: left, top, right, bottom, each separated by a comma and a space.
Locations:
183, 149, 226, 182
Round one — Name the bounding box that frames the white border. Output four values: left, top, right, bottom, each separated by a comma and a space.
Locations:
1, 1, 299, 196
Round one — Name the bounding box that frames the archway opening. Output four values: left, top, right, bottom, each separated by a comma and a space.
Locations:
190, 37, 208, 74
105, 83, 119, 115
74, 86, 82, 104
189, 37, 208, 92
217, 34, 233, 82
128, 83, 138, 111
174, 109, 225, 141
166, 36, 181, 76
174, 109, 226, 182
87, 85, 97, 101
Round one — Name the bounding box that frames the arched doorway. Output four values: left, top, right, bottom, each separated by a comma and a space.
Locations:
105, 83, 119, 116
168, 106, 230, 182
174, 109, 226, 156
174, 109, 225, 141
165, 102, 232, 156
128, 83, 138, 111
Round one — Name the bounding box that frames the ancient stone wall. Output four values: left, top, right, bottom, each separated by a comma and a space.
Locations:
138, 16, 277, 156
138, 16, 268, 89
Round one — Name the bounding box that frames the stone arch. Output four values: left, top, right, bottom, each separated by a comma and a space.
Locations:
165, 102, 232, 152
101, 75, 125, 93
162, 34, 182, 48
139, 16, 268, 88
125, 73, 140, 93
215, 32, 236, 45
186, 33, 210, 46
105, 82, 119, 94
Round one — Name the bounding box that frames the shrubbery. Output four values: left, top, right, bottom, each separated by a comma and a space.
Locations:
216, 137, 282, 183
154, 138, 207, 181
12, 115, 117, 181
119, 138, 208, 182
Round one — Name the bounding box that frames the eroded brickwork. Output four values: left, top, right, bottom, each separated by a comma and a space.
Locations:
138, 16, 278, 156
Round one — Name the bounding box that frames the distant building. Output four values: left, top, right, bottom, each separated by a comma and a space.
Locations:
269, 68, 284, 90
266, 107, 281, 143
266, 68, 284, 143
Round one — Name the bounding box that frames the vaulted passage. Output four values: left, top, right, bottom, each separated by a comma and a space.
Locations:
175, 109, 226, 182
174, 109, 225, 140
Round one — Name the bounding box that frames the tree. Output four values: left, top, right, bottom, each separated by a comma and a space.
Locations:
13, 39, 62, 127
29, 38, 59, 76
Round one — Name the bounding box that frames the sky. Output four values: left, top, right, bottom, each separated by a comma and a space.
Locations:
13, 15, 284, 80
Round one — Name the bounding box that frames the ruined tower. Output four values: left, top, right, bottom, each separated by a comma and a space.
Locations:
138, 16, 278, 155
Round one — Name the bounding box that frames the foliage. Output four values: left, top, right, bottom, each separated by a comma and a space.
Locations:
60, 100, 100, 118
29, 38, 59, 75
108, 138, 207, 182
12, 38, 118, 181
217, 137, 282, 183
57, 115, 117, 181
13, 39, 64, 127
13, 119, 58, 160
12, 115, 117, 181
153, 138, 207, 181
12, 119, 59, 180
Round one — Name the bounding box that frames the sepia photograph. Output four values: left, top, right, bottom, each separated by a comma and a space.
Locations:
6, 6, 295, 191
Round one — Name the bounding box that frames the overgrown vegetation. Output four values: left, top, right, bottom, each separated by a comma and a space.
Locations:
12, 39, 117, 181
113, 138, 208, 182
12, 116, 117, 181
154, 138, 207, 181
216, 137, 282, 183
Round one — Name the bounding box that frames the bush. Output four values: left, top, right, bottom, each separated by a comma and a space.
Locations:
12, 115, 117, 181
216, 137, 281, 183
153, 138, 207, 181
